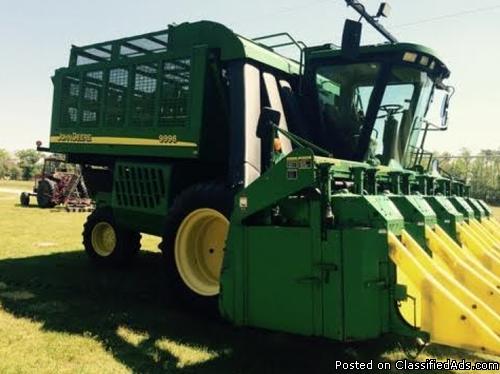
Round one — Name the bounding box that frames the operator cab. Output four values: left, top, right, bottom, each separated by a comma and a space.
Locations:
303, 43, 451, 168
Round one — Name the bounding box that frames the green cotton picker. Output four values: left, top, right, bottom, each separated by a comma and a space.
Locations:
40, 0, 500, 356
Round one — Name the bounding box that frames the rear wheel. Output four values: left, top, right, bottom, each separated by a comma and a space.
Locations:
20, 192, 30, 206
159, 182, 233, 310
36, 179, 56, 208
83, 207, 141, 265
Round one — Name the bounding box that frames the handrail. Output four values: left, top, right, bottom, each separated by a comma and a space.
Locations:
252, 32, 307, 93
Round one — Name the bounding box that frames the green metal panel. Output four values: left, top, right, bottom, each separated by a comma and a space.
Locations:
245, 227, 317, 335
448, 196, 475, 222
424, 196, 463, 240
111, 161, 171, 235
331, 194, 405, 233
220, 149, 318, 325
94, 191, 112, 209
233, 149, 317, 221
464, 198, 487, 220
341, 229, 390, 340
219, 223, 245, 324
221, 192, 421, 342
321, 230, 343, 340
390, 195, 437, 252
164, 22, 300, 73
330, 195, 407, 340
477, 199, 493, 216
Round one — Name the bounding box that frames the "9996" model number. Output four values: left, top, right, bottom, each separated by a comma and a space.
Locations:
158, 135, 178, 144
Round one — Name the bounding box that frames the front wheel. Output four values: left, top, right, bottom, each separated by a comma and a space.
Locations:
20, 192, 30, 206
159, 182, 233, 310
83, 208, 141, 265
36, 179, 56, 208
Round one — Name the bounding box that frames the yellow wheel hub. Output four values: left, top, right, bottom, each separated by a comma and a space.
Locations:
175, 208, 229, 296
91, 222, 117, 257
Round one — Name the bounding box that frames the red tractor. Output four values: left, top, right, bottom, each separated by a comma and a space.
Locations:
19, 156, 92, 210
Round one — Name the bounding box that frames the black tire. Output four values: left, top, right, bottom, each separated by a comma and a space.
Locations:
159, 182, 234, 311
20, 192, 30, 206
36, 179, 56, 208
83, 207, 141, 265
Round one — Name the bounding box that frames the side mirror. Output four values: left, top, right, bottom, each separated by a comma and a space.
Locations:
256, 107, 281, 139
341, 19, 362, 59
440, 92, 451, 130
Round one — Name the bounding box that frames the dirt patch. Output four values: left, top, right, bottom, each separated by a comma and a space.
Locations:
0, 188, 26, 195
34, 242, 58, 248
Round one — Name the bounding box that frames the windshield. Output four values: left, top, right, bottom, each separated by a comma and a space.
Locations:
316, 62, 380, 159
315, 64, 436, 165
371, 67, 434, 166
404, 85, 450, 169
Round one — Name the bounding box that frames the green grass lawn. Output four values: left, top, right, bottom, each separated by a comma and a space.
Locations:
0, 181, 499, 373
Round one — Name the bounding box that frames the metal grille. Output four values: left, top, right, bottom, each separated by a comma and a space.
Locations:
106, 68, 129, 127
72, 30, 169, 66
114, 165, 166, 208
67, 107, 78, 123
69, 82, 79, 97
131, 63, 158, 127
82, 110, 97, 122
60, 75, 80, 127
57, 55, 190, 129
81, 70, 103, 126
109, 68, 128, 86
159, 58, 191, 127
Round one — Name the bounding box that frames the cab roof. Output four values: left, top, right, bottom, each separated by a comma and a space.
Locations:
306, 42, 450, 79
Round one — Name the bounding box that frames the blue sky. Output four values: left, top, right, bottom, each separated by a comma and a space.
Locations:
1, 0, 499, 153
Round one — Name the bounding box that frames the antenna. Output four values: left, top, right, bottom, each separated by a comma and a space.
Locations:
345, 0, 398, 43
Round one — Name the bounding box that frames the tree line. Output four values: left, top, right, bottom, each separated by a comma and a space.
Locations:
0, 149, 43, 181
435, 148, 499, 205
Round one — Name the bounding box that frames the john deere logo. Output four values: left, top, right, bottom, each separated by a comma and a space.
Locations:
58, 133, 92, 143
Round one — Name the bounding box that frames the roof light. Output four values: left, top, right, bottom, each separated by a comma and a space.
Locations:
420, 56, 430, 66
403, 52, 418, 63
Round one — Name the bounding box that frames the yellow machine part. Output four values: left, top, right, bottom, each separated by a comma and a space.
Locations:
403, 231, 500, 330
481, 218, 500, 241
425, 226, 500, 315
388, 231, 500, 355
457, 223, 500, 273
489, 216, 500, 230
464, 224, 500, 259
431, 225, 500, 294
469, 219, 500, 251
